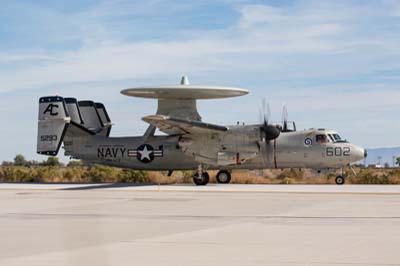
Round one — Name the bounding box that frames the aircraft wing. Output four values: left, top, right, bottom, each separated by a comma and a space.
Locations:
142, 115, 228, 135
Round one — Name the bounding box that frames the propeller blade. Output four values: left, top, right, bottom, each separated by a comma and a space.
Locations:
282, 104, 288, 132
257, 100, 280, 164
266, 101, 271, 124
261, 98, 266, 124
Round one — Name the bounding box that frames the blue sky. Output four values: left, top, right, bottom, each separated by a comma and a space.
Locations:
1, 0, 400, 162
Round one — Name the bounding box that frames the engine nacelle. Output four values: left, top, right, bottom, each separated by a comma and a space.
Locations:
179, 125, 260, 166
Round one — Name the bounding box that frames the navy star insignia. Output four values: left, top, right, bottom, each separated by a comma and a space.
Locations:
128, 144, 163, 163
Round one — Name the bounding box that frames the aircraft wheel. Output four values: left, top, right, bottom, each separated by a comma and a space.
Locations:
216, 170, 231, 184
193, 172, 209, 186
335, 175, 345, 185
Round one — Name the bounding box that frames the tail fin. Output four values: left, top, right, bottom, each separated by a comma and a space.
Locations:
37, 96, 71, 155
76, 100, 112, 136
65, 97, 84, 125
78, 101, 103, 131
95, 102, 112, 136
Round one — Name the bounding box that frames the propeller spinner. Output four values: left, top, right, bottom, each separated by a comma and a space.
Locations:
259, 99, 280, 141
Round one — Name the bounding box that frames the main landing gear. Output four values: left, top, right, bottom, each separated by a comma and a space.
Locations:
193, 164, 209, 186
193, 172, 210, 186
216, 170, 231, 184
192, 166, 232, 186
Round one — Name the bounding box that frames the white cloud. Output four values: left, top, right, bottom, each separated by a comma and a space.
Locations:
1, 1, 399, 96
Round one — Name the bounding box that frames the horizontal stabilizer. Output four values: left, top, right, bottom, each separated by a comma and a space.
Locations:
142, 115, 227, 135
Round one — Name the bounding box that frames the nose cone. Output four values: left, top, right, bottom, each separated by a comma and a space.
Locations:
352, 146, 366, 162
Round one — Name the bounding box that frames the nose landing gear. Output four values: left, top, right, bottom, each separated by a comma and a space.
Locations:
335, 175, 345, 185
335, 167, 347, 185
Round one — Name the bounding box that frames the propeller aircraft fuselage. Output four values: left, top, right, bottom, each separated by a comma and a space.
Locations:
37, 77, 366, 185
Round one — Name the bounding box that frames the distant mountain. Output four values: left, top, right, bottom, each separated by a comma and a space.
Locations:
365, 147, 400, 167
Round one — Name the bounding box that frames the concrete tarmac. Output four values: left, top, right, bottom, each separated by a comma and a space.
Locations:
0, 183, 400, 266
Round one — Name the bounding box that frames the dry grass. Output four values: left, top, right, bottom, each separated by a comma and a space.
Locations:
1, 165, 400, 184
150, 167, 400, 185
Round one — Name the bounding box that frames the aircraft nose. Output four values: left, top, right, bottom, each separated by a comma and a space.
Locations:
352, 146, 366, 162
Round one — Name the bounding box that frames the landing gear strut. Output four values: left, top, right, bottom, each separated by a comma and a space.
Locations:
193, 172, 209, 186
216, 170, 231, 184
193, 164, 209, 186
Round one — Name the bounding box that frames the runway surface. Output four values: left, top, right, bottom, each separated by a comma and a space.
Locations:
1, 183, 400, 266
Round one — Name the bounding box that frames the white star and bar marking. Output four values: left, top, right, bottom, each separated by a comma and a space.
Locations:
127, 144, 163, 163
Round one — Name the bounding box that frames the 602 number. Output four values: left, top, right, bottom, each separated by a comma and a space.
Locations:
326, 147, 350, 157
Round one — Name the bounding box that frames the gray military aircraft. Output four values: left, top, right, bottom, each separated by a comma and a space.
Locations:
37, 76, 366, 185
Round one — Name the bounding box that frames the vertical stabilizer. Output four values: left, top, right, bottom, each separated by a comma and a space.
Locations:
65, 97, 84, 124
95, 102, 112, 136
37, 96, 71, 155
78, 101, 103, 132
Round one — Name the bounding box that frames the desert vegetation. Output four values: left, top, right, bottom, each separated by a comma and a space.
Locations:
1, 154, 400, 184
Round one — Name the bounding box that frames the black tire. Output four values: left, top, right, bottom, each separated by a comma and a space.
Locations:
216, 170, 231, 184
335, 175, 345, 185
193, 172, 210, 186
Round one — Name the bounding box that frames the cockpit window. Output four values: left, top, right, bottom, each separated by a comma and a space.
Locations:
316, 134, 329, 143
333, 134, 342, 141
328, 134, 335, 142
329, 133, 348, 143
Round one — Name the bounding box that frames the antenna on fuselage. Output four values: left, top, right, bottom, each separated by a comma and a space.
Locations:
280, 104, 296, 132
181, 76, 190, 85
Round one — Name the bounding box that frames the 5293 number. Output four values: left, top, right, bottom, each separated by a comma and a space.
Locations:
41, 135, 57, 142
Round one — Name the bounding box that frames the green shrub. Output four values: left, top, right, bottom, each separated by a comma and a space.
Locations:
42, 157, 63, 167
67, 160, 83, 167
63, 167, 86, 182
86, 165, 118, 182
0, 166, 41, 182
352, 169, 390, 184
13, 155, 28, 166
118, 169, 149, 183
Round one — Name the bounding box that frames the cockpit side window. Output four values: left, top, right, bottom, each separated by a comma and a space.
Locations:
316, 134, 329, 143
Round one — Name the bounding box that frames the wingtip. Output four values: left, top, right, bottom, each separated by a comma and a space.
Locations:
142, 114, 168, 122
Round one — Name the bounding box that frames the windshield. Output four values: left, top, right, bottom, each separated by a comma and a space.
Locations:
329, 133, 347, 143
